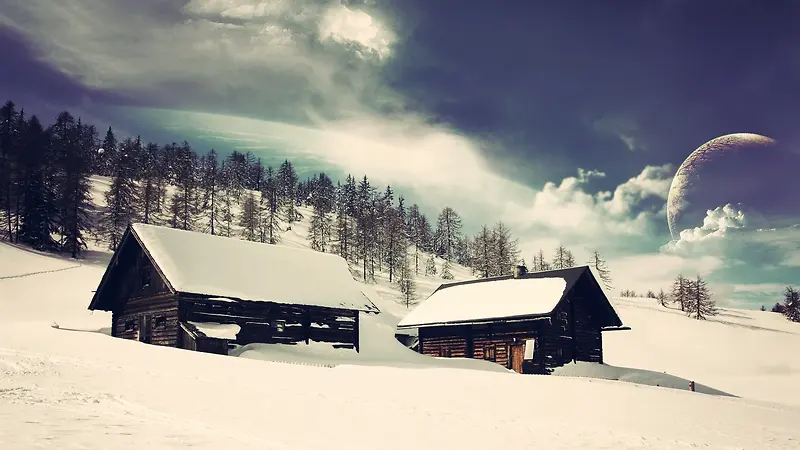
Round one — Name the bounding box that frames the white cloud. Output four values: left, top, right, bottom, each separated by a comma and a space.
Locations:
318, 3, 396, 58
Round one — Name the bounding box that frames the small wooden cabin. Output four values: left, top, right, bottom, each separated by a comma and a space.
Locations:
396, 265, 627, 374
88, 223, 379, 355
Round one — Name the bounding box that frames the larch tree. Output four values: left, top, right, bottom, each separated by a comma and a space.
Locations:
530, 249, 551, 272
587, 249, 613, 291
239, 192, 260, 241
657, 289, 669, 307
434, 206, 462, 261
552, 245, 575, 269
424, 253, 437, 276
671, 274, 690, 311
472, 225, 494, 278
685, 275, 716, 320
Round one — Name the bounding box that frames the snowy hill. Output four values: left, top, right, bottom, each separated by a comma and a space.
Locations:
2, 176, 800, 448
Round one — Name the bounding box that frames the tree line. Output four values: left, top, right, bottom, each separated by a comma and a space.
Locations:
767, 286, 800, 323
0, 100, 619, 305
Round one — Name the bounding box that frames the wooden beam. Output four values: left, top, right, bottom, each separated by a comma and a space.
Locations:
353, 311, 360, 353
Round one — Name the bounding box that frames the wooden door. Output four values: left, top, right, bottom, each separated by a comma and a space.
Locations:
139, 315, 153, 344
510, 344, 525, 373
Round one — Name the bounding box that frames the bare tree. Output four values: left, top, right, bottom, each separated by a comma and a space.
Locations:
587, 249, 613, 290
685, 275, 716, 320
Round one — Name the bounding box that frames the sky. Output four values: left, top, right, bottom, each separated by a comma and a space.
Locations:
1, 0, 799, 308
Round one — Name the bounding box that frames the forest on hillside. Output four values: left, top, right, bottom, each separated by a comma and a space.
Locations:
0, 100, 612, 297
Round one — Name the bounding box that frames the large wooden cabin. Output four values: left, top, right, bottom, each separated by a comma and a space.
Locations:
397, 265, 627, 374
88, 223, 379, 355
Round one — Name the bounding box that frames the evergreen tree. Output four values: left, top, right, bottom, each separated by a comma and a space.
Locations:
0, 101, 21, 241
99, 138, 138, 250
685, 275, 716, 320
18, 116, 59, 250
782, 286, 800, 322
97, 126, 117, 176
587, 249, 613, 290
52, 113, 94, 258
671, 274, 690, 311
169, 142, 199, 230
397, 253, 418, 308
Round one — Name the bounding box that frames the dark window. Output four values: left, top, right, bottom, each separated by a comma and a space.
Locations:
557, 348, 564, 358
141, 267, 152, 288
155, 316, 166, 329
484, 345, 495, 360
125, 320, 135, 331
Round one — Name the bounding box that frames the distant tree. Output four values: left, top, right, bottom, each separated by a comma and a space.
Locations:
277, 159, 298, 225
530, 249, 550, 272
261, 166, 282, 244
239, 192, 260, 241
97, 126, 117, 176
434, 206, 462, 260
441, 258, 454, 280
99, 138, 138, 250
552, 245, 575, 269
760, 305, 767, 312
657, 289, 669, 307
490, 221, 519, 276
771, 302, 785, 314
646, 290, 656, 299
137, 142, 162, 224
424, 253, 437, 276
471, 225, 494, 278
671, 274, 690, 311
685, 275, 716, 320
782, 286, 800, 322
587, 249, 613, 291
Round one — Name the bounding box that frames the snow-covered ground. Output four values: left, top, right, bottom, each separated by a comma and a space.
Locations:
2, 176, 800, 448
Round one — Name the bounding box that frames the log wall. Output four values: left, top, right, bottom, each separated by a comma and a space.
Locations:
180, 297, 361, 351
113, 293, 180, 346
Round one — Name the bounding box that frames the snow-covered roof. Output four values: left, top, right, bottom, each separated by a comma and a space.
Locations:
131, 223, 378, 312
397, 277, 568, 328
188, 321, 241, 340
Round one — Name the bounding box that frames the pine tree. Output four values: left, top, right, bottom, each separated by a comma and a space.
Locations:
170, 142, 199, 230
97, 126, 117, 176
587, 249, 613, 290
671, 274, 690, 311
18, 116, 59, 250
100, 138, 138, 250
782, 286, 800, 322
425, 253, 437, 276
397, 254, 418, 308
685, 275, 716, 320
0, 101, 21, 241
490, 221, 519, 276
200, 149, 222, 235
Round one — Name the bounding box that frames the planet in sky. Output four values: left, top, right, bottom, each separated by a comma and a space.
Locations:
666, 133, 800, 239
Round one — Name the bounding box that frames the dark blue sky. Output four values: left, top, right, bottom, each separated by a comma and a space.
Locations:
2, 0, 799, 304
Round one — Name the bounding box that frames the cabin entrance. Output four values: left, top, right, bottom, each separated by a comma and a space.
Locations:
509, 343, 525, 373
138, 315, 153, 344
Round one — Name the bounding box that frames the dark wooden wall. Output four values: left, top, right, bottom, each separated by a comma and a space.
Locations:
180, 297, 361, 351
418, 321, 547, 374
110, 240, 179, 347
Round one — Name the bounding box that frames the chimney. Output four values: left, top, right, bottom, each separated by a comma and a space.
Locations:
513, 265, 527, 278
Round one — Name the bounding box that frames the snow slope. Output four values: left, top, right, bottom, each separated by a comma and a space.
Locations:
2, 246, 800, 449
2, 176, 800, 448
